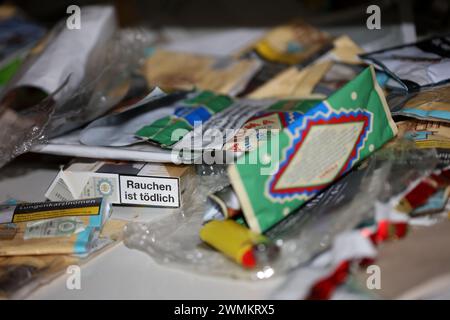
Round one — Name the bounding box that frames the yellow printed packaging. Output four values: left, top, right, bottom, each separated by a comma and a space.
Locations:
200, 220, 271, 268
0, 219, 125, 299
247, 36, 365, 100
0, 198, 110, 256
395, 119, 450, 149
250, 20, 332, 65
318, 35, 364, 65
247, 61, 332, 100
144, 49, 261, 96
393, 84, 450, 123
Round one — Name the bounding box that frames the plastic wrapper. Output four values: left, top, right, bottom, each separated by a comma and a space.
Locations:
241, 19, 332, 66
45, 28, 152, 138
135, 91, 235, 148
0, 93, 54, 168
0, 7, 152, 167
121, 160, 370, 279
391, 119, 450, 168
0, 4, 46, 93
237, 20, 332, 97
4, 6, 117, 103
123, 168, 240, 276
0, 198, 111, 256
246, 36, 366, 100
78, 88, 171, 147
228, 66, 397, 234
360, 34, 450, 90
124, 140, 439, 280
375, 140, 439, 201
222, 99, 321, 153
132, 90, 272, 152
123, 160, 385, 279
272, 143, 439, 299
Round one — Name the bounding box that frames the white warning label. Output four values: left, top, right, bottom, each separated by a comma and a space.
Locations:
119, 175, 180, 207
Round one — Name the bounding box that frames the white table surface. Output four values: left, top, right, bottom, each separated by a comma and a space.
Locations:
0, 154, 283, 299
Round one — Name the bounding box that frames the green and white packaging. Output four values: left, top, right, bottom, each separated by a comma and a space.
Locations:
228, 66, 397, 233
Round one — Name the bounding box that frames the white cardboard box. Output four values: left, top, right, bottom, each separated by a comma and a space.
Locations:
45, 159, 194, 208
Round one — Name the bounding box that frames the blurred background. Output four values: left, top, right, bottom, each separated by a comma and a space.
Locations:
8, 0, 450, 35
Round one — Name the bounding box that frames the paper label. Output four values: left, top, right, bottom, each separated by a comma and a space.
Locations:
119, 175, 180, 207
394, 83, 450, 122
266, 109, 371, 204
10, 198, 102, 223
79, 175, 120, 202
271, 122, 365, 192
396, 119, 450, 149
46, 165, 183, 208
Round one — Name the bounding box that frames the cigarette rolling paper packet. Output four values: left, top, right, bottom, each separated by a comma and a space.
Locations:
0, 198, 111, 256
45, 159, 194, 209
228, 66, 398, 234
0, 218, 126, 299
392, 83, 450, 123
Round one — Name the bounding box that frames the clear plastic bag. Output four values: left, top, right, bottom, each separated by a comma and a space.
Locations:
123, 166, 245, 277
124, 141, 439, 280
46, 28, 153, 138
123, 163, 382, 279
372, 139, 439, 202
0, 27, 152, 168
